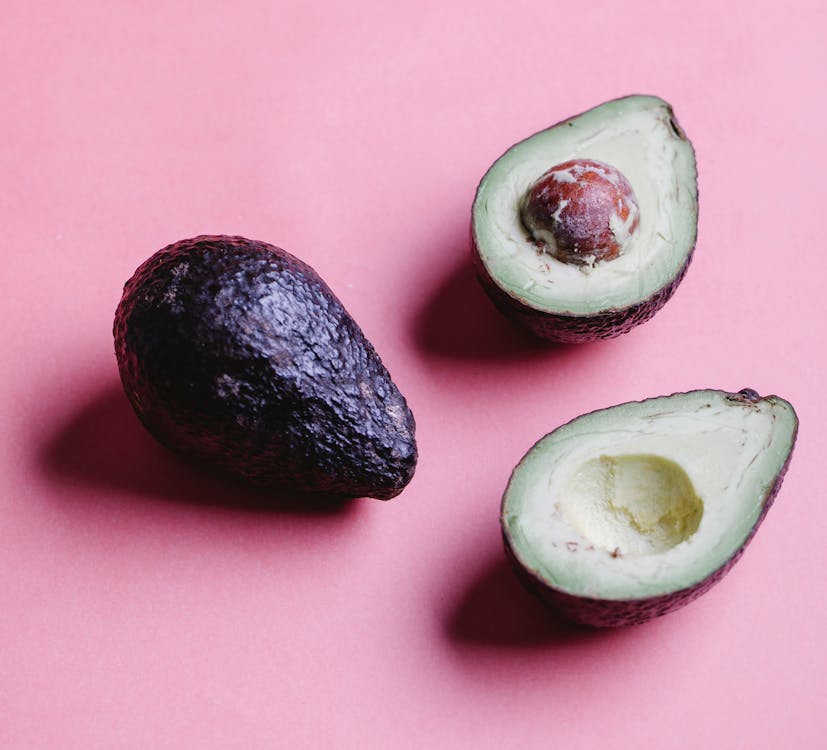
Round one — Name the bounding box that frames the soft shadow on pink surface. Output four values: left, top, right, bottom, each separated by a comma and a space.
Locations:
413, 254, 570, 361
445, 553, 607, 649
39, 381, 358, 517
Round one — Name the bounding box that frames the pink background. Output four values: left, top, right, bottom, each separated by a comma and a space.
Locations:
2, 1, 825, 747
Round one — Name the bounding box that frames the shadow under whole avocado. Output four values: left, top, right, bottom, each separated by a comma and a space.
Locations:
114, 235, 417, 501
39, 383, 358, 515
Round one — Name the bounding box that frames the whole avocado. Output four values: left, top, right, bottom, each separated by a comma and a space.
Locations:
114, 235, 417, 500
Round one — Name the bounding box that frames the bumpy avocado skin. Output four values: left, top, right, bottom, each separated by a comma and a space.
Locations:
114, 236, 417, 500
472, 242, 694, 344
501, 390, 797, 627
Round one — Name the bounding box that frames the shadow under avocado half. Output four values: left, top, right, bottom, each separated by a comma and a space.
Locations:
413, 253, 574, 362
40, 382, 358, 516
444, 553, 609, 649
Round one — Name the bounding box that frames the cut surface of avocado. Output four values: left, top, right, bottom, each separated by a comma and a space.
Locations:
502, 390, 797, 604
473, 95, 697, 316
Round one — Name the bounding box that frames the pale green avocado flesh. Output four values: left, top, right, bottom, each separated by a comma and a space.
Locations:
473, 95, 698, 317
502, 390, 797, 604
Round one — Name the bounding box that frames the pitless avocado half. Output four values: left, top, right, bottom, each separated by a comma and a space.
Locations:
114, 235, 417, 500
472, 95, 698, 343
501, 389, 797, 627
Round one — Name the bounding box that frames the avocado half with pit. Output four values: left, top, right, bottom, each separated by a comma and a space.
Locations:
472, 95, 698, 343
501, 389, 797, 626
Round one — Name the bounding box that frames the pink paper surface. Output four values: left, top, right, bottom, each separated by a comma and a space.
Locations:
2, 1, 825, 747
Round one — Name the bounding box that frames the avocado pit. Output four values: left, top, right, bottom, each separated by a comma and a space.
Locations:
520, 158, 640, 266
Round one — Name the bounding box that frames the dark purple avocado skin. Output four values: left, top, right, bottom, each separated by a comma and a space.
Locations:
472, 238, 695, 344
113, 235, 417, 500
502, 390, 798, 627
